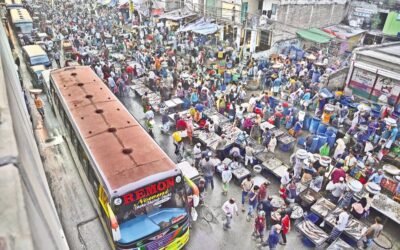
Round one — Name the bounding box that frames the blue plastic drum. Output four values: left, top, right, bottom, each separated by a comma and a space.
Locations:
310, 135, 320, 153
303, 114, 311, 131
326, 131, 336, 148
309, 117, 321, 134
317, 123, 327, 134
317, 134, 328, 149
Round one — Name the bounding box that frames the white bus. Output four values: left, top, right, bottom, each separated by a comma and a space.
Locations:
10, 8, 33, 35
5, 0, 23, 9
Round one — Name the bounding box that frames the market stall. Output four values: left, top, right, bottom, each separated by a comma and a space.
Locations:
310, 198, 336, 218
296, 220, 329, 247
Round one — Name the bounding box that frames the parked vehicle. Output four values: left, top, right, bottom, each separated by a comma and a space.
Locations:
22, 44, 51, 68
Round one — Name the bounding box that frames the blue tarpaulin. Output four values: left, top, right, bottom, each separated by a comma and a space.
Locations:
178, 18, 221, 35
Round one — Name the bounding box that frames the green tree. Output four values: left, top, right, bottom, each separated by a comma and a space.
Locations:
370, 14, 381, 30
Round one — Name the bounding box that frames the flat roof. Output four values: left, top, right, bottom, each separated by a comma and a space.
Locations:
22, 45, 46, 57
356, 42, 400, 66
50, 66, 177, 194
323, 24, 365, 39
10, 8, 32, 23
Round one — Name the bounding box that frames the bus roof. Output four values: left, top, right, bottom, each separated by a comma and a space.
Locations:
5, 0, 23, 8
10, 8, 32, 23
22, 45, 46, 57
50, 66, 177, 196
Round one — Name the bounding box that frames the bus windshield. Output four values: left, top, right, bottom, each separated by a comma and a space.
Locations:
112, 176, 188, 245
31, 56, 49, 65
16, 23, 33, 34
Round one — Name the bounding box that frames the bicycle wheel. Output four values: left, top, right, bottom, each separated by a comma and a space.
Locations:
373, 233, 393, 249
200, 206, 214, 222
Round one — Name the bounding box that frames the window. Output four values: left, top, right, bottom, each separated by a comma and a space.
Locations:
258, 0, 263, 11
271, 4, 277, 15
88, 165, 99, 195
78, 144, 89, 176
71, 132, 79, 149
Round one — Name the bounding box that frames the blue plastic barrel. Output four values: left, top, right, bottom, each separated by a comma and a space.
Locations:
326, 126, 338, 134
297, 136, 306, 147
326, 131, 336, 148
309, 118, 321, 134
285, 117, 294, 129
317, 123, 327, 134
317, 134, 328, 149
303, 114, 311, 131
310, 135, 320, 153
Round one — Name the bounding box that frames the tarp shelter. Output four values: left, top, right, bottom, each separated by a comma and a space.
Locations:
296, 28, 335, 43
158, 7, 196, 21
177, 18, 222, 35
383, 12, 400, 37
97, 0, 117, 7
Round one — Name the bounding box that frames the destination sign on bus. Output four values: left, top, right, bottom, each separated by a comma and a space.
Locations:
115, 177, 176, 207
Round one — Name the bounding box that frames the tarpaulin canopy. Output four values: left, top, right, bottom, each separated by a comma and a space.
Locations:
296, 28, 335, 43
97, 0, 117, 7
177, 18, 222, 35
158, 7, 196, 21
383, 12, 400, 37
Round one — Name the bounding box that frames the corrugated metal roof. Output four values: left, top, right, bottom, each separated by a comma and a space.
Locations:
296, 28, 335, 43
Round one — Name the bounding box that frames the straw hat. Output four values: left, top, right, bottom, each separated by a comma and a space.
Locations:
365, 182, 381, 195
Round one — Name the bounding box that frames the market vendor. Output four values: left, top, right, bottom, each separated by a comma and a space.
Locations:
368, 169, 384, 185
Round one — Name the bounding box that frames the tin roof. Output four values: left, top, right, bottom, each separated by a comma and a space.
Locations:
50, 66, 176, 194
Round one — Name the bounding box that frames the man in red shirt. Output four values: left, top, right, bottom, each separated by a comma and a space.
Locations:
331, 165, 346, 184
280, 212, 290, 245
176, 116, 187, 131
258, 181, 269, 202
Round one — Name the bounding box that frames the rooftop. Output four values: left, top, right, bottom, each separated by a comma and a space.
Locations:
323, 24, 366, 39
356, 41, 400, 66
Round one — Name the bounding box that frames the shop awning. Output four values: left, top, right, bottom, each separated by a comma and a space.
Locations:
383, 12, 400, 37
296, 28, 335, 43
177, 18, 222, 35
158, 7, 196, 21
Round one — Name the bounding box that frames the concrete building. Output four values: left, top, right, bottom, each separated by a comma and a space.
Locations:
345, 42, 400, 106
253, 0, 351, 57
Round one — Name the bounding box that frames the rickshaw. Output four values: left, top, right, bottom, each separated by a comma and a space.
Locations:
61, 40, 73, 59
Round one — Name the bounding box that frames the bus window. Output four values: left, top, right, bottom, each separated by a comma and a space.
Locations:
78, 144, 89, 175
88, 166, 99, 194
98, 185, 109, 217
71, 133, 79, 149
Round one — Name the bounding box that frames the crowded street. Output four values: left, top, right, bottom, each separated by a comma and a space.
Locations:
1, 0, 400, 249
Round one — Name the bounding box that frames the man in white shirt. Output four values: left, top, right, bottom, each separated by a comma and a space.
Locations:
327, 177, 347, 203
245, 145, 254, 167
222, 198, 238, 230
327, 206, 349, 243
280, 169, 291, 186
193, 143, 202, 169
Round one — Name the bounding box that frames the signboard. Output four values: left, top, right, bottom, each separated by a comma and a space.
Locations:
114, 177, 177, 211
348, 67, 376, 99
349, 67, 400, 104
373, 76, 400, 105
